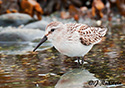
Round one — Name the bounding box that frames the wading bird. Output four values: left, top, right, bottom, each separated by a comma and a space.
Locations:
33, 21, 107, 64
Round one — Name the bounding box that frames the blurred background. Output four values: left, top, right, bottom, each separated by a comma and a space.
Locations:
0, 0, 124, 21
0, 0, 124, 88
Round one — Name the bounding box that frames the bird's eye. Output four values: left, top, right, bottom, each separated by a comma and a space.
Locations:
51, 29, 55, 32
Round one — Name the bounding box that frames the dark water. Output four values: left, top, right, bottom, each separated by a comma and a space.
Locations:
0, 23, 124, 88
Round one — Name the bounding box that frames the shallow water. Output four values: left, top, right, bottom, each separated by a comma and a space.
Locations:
0, 41, 52, 55
0, 22, 124, 88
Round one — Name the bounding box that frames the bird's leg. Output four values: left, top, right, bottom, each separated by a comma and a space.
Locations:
76, 57, 84, 68
77, 57, 81, 67
81, 56, 84, 65
81, 56, 86, 69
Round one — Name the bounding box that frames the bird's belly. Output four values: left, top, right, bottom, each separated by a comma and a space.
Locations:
53, 41, 93, 57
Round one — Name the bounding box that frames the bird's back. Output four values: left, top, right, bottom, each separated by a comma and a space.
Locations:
65, 23, 107, 46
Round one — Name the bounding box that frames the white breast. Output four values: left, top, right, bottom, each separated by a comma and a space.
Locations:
53, 40, 93, 57
52, 30, 94, 57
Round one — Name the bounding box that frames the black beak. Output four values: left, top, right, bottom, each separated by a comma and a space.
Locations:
33, 36, 48, 52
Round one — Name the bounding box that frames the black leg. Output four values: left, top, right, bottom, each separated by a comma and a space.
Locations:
75, 57, 84, 68
76, 57, 81, 67
77, 57, 81, 64
82, 57, 84, 65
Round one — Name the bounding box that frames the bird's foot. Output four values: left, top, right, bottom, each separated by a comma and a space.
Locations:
75, 57, 85, 68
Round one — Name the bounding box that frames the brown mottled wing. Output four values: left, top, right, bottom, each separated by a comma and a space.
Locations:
66, 23, 87, 32
78, 25, 107, 45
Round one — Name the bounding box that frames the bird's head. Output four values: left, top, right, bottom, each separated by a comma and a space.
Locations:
33, 21, 63, 52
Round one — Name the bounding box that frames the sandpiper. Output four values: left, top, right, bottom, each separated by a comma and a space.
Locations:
33, 21, 107, 64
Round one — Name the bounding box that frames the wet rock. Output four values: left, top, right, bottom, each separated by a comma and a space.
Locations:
0, 27, 53, 55
0, 13, 33, 27
23, 20, 49, 30
23, 15, 75, 30
0, 27, 44, 41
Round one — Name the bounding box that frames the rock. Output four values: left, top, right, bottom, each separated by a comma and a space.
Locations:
0, 27, 44, 41
23, 20, 49, 30
0, 27, 53, 55
0, 13, 33, 27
